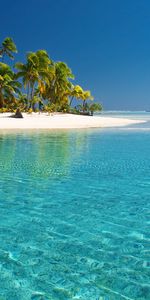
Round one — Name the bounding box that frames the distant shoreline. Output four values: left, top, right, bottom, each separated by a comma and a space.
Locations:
0, 112, 145, 130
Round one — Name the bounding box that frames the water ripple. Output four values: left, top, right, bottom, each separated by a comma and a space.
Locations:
0, 130, 150, 299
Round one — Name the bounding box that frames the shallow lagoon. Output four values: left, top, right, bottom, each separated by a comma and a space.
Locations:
0, 125, 150, 299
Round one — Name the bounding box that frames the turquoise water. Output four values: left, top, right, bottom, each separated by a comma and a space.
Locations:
0, 123, 150, 299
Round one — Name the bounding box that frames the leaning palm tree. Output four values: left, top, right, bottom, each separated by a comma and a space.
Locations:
0, 37, 17, 61
69, 85, 84, 106
82, 90, 94, 111
70, 86, 94, 112
0, 62, 21, 108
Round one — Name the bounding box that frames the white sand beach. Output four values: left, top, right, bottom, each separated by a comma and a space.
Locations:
0, 113, 145, 129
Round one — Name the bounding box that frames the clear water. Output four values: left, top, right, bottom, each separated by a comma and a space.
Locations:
0, 115, 150, 299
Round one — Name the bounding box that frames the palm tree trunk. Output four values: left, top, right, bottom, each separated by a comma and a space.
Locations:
27, 82, 30, 101
0, 90, 4, 108
29, 83, 35, 109
70, 96, 74, 106
31, 84, 35, 101
83, 100, 85, 111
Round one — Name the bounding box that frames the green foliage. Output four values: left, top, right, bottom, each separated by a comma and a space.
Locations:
69, 85, 94, 110
74, 102, 103, 115
42, 61, 74, 106
0, 107, 10, 113
15, 50, 54, 107
0, 62, 21, 108
89, 102, 103, 112
45, 103, 57, 113
44, 102, 70, 113
69, 107, 80, 114
0, 37, 17, 60
27, 108, 33, 114
0, 36, 101, 113
17, 94, 28, 110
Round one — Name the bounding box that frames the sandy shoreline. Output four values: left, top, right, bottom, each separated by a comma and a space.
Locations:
0, 112, 145, 129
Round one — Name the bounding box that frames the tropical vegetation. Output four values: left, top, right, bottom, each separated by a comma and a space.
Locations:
0, 37, 102, 114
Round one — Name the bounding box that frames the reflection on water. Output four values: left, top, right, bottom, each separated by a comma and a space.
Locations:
0, 127, 149, 299
0, 131, 91, 179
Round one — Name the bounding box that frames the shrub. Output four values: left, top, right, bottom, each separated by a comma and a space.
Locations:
27, 108, 33, 114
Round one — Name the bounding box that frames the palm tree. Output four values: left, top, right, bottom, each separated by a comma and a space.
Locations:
0, 62, 21, 108
70, 87, 94, 112
69, 85, 84, 106
44, 62, 74, 105
15, 54, 36, 103
17, 94, 28, 110
0, 37, 17, 61
89, 102, 103, 115
82, 90, 94, 111
15, 50, 52, 108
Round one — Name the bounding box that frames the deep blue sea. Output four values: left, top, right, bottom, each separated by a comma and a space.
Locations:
0, 112, 150, 300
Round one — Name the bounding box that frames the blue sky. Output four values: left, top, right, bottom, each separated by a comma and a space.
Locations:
1, 0, 150, 110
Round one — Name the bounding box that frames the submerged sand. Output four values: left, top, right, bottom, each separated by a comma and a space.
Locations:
0, 112, 145, 129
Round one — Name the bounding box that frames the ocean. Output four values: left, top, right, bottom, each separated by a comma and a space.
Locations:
0, 112, 149, 299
